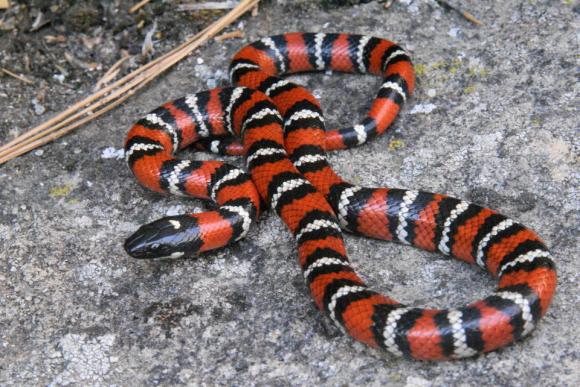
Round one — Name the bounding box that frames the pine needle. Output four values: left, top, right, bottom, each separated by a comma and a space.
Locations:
0, 0, 260, 165
93, 53, 131, 91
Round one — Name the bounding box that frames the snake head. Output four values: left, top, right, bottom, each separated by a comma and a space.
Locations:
124, 216, 202, 259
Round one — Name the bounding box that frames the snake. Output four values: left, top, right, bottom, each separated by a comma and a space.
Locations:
123, 33, 557, 360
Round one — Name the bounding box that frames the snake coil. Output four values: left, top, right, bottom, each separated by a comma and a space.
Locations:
124, 33, 556, 360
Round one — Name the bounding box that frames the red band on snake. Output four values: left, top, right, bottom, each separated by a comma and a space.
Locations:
124, 33, 557, 360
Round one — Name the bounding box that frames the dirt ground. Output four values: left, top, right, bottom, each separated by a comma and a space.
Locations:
1, 1, 578, 386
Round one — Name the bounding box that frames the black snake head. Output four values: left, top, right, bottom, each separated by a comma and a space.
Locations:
124, 215, 202, 259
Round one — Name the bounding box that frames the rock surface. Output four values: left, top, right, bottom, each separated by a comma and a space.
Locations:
1, 1, 578, 385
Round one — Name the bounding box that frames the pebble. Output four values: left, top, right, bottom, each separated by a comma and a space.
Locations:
31, 98, 46, 115
448, 27, 461, 38
409, 103, 437, 114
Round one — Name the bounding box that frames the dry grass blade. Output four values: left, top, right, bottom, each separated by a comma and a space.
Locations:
43, 35, 67, 43
460, 10, 482, 25
1, 67, 34, 85
178, 1, 239, 11
215, 29, 244, 41
129, 0, 151, 14
435, 0, 482, 25
0, 0, 260, 165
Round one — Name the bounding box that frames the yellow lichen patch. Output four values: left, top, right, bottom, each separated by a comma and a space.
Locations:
430, 60, 446, 70
452, 58, 463, 67
49, 185, 72, 197
468, 67, 489, 77
388, 139, 405, 150
415, 63, 427, 76
464, 85, 477, 94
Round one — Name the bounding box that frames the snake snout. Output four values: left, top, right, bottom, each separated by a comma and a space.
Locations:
124, 216, 201, 259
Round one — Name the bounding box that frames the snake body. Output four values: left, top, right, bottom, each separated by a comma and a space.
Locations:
124, 33, 556, 360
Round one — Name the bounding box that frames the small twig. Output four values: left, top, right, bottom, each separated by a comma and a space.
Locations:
251, 2, 258, 16
64, 52, 98, 70
214, 29, 244, 41
178, 1, 239, 11
43, 35, 67, 44
129, 0, 151, 14
459, 10, 482, 25
435, 0, 482, 25
0, 67, 34, 85
94, 53, 131, 91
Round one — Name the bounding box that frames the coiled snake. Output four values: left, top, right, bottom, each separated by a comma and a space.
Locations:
123, 33, 556, 360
